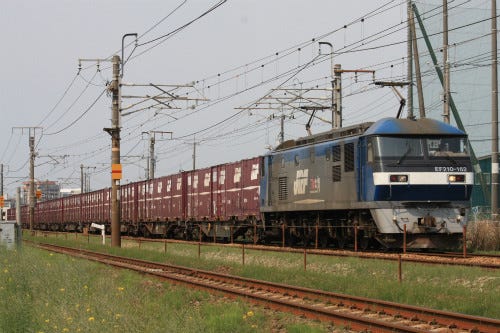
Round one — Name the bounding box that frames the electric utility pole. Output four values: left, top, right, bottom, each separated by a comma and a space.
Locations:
1, 164, 3, 197
12, 127, 42, 231
143, 131, 173, 179
108, 55, 122, 247
443, 0, 450, 124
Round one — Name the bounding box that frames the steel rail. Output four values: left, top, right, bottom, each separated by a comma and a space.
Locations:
31, 242, 500, 333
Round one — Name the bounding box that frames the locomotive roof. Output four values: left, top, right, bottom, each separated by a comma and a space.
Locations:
275, 122, 373, 151
362, 117, 466, 136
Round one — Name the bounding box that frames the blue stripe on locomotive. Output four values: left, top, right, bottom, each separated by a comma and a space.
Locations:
372, 184, 472, 201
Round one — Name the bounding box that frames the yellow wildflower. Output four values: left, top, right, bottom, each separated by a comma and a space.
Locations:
246, 311, 254, 317
88, 317, 95, 322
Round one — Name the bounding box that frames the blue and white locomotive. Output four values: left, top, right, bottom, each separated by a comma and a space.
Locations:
260, 117, 473, 249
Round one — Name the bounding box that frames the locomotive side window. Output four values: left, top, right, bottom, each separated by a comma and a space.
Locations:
332, 145, 341, 162
367, 140, 374, 162
344, 143, 354, 172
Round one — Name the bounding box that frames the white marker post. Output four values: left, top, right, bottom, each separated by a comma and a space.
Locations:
91, 223, 106, 245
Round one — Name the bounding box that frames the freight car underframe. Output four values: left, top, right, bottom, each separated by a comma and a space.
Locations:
119, 217, 258, 242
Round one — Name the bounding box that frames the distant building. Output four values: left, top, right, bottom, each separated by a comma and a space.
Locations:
60, 188, 81, 197
22, 180, 61, 203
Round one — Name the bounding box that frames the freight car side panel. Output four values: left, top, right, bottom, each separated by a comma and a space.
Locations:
121, 183, 133, 223
152, 177, 164, 221
197, 167, 212, 219
225, 161, 242, 219
186, 170, 198, 219
213, 164, 226, 220
241, 157, 261, 218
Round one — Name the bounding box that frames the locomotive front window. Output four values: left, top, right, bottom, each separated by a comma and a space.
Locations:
372, 137, 424, 160
427, 137, 469, 158
371, 136, 469, 161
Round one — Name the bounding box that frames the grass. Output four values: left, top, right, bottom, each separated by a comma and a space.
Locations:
18, 232, 500, 320
0, 244, 329, 333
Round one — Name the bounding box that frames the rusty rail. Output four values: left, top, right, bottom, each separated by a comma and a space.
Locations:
31, 242, 500, 333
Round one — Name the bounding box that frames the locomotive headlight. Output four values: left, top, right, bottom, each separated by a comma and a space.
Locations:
390, 174, 408, 182
448, 174, 465, 183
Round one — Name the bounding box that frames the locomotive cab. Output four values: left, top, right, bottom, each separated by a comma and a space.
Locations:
359, 118, 473, 248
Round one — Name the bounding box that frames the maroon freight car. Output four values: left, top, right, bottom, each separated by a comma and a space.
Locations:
8, 156, 263, 241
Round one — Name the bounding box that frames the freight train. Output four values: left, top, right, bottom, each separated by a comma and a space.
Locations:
8, 117, 473, 249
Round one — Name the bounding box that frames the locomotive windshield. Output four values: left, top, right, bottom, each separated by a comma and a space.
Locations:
369, 136, 469, 162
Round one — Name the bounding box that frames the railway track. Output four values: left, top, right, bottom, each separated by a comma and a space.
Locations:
31, 241, 500, 333
32, 231, 500, 269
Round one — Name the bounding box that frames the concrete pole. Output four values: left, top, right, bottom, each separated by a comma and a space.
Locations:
80, 164, 84, 194
149, 135, 155, 180
410, 7, 426, 118
407, 0, 414, 119
491, 0, 499, 220
443, 0, 450, 124
0, 163, 3, 197
192, 139, 196, 171
333, 64, 342, 129
29, 134, 35, 231
279, 114, 285, 144
110, 55, 121, 247
16, 187, 21, 226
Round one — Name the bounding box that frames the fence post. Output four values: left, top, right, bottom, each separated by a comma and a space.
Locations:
303, 248, 307, 271
230, 225, 234, 244
282, 224, 285, 248
398, 254, 402, 282
198, 242, 201, 259
403, 224, 407, 254
354, 226, 358, 252
463, 225, 467, 258
315, 224, 319, 249
242, 243, 245, 266
164, 239, 167, 253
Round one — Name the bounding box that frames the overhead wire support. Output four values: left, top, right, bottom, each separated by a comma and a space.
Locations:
142, 130, 173, 180
12, 126, 43, 231
80, 54, 121, 247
